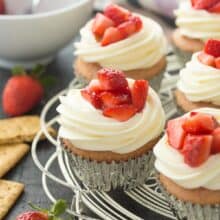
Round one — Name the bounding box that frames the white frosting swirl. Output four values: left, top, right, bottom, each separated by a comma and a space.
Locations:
57, 79, 165, 154
177, 52, 220, 105
74, 14, 167, 71
154, 108, 220, 190
175, 1, 220, 41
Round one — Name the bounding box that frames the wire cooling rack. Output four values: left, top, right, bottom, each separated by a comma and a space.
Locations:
31, 48, 184, 220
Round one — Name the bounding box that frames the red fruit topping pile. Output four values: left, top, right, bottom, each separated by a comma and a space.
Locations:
191, 0, 220, 13
198, 39, 220, 69
80, 68, 149, 122
167, 112, 220, 167
92, 4, 143, 46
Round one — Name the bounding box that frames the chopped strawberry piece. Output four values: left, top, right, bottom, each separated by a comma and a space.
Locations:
92, 13, 115, 37
118, 16, 143, 38
198, 51, 215, 67
204, 39, 220, 57
182, 113, 217, 134
191, 0, 219, 10
81, 89, 102, 109
167, 117, 187, 150
215, 57, 220, 69
131, 80, 148, 112
0, 0, 4, 14
211, 127, 220, 154
100, 91, 131, 108
104, 4, 131, 25
97, 68, 128, 91
101, 27, 124, 46
208, 1, 220, 12
103, 104, 137, 121
182, 134, 212, 167
88, 80, 104, 93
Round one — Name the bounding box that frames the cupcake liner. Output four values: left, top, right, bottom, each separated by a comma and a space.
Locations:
156, 173, 220, 220
64, 147, 155, 191
149, 69, 165, 92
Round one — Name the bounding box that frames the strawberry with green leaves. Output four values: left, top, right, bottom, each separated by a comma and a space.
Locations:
2, 65, 55, 116
16, 200, 67, 220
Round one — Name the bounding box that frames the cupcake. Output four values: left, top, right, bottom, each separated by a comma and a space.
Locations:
175, 39, 220, 112
154, 108, 220, 219
173, 0, 220, 60
57, 68, 165, 191
74, 4, 167, 87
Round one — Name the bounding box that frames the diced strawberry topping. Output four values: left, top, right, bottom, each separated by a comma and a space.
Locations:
92, 13, 115, 37
215, 57, 220, 69
167, 117, 187, 150
97, 68, 128, 91
208, 1, 220, 12
118, 16, 143, 38
0, 0, 4, 14
131, 80, 148, 112
198, 51, 215, 67
101, 27, 124, 46
104, 4, 131, 25
182, 134, 212, 167
182, 113, 217, 134
88, 79, 104, 93
204, 39, 220, 57
81, 89, 102, 109
191, 0, 219, 10
100, 91, 131, 108
211, 127, 220, 154
103, 104, 137, 122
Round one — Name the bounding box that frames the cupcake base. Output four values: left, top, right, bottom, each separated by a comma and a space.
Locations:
158, 174, 220, 220
172, 29, 204, 53
174, 89, 219, 112
61, 138, 159, 191
74, 57, 166, 91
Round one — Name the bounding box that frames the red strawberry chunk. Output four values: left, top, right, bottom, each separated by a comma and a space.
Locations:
211, 127, 220, 154
81, 89, 102, 109
103, 104, 137, 121
16, 211, 48, 220
97, 68, 128, 91
204, 39, 220, 57
0, 0, 4, 14
198, 51, 215, 67
101, 27, 124, 46
182, 113, 217, 134
215, 57, 220, 69
104, 4, 131, 25
118, 16, 143, 38
92, 13, 115, 37
208, 2, 220, 12
182, 134, 212, 167
100, 91, 131, 108
131, 80, 148, 112
192, 0, 219, 9
88, 80, 104, 93
167, 117, 187, 150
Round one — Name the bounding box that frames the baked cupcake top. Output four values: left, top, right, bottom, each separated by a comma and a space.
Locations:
57, 68, 165, 154
174, 0, 220, 41
177, 39, 220, 105
75, 4, 167, 71
154, 108, 220, 190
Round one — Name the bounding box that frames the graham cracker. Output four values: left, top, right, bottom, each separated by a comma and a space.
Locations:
0, 180, 24, 219
0, 115, 56, 145
0, 144, 29, 178
74, 56, 166, 82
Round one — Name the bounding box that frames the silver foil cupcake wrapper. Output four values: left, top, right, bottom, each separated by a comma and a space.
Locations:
64, 148, 155, 191
156, 173, 220, 220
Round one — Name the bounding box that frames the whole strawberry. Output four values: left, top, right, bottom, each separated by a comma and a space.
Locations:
16, 199, 67, 220
2, 65, 54, 116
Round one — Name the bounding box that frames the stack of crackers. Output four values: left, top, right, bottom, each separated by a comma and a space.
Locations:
0, 116, 56, 219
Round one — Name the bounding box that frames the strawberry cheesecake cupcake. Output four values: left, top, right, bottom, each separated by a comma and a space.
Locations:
74, 4, 167, 87
57, 68, 165, 191
175, 39, 220, 112
154, 108, 220, 219
173, 0, 220, 60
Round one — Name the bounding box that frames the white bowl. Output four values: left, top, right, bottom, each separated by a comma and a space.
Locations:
0, 0, 93, 69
